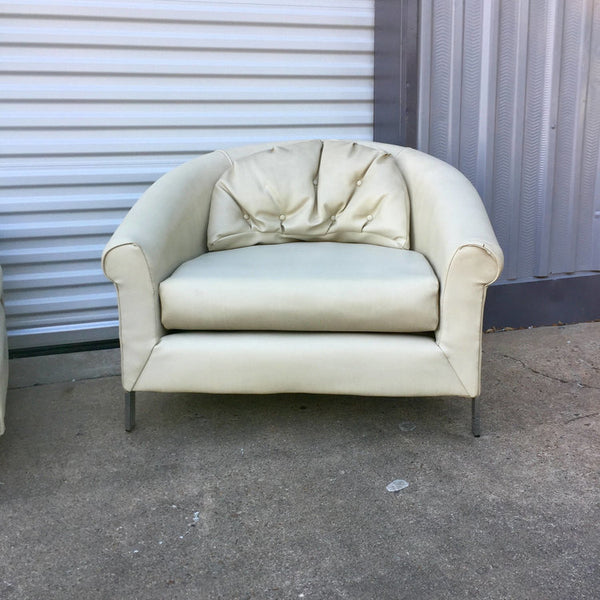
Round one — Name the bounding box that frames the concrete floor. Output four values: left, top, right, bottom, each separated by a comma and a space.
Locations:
0, 323, 598, 599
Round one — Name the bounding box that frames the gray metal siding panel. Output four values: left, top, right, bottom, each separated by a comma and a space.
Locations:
551, 0, 591, 274
0, 0, 375, 349
418, 0, 600, 283
373, 0, 419, 147
579, 0, 600, 270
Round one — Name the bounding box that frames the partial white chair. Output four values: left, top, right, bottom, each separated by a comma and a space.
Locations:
0, 266, 8, 435
103, 140, 503, 436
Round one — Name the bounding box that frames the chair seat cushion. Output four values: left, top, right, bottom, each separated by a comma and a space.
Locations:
160, 242, 439, 333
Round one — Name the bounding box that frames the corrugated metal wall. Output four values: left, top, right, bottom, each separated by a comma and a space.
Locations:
418, 0, 600, 282
0, 0, 375, 349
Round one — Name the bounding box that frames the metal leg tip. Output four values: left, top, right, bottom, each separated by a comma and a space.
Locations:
124, 390, 136, 432
471, 396, 481, 438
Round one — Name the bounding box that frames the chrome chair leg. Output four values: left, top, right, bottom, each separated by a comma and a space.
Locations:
125, 390, 135, 432
471, 396, 481, 437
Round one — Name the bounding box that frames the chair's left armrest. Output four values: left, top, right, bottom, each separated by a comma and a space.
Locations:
102, 151, 231, 389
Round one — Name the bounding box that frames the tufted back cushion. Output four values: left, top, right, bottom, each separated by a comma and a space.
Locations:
207, 140, 410, 251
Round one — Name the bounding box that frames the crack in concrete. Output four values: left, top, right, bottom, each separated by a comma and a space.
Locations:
8, 373, 120, 391
497, 353, 600, 391
565, 412, 599, 424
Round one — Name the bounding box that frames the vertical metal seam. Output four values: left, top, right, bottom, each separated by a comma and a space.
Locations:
578, 0, 600, 269
508, 0, 530, 280
554, 0, 591, 273
520, 0, 547, 279
448, 0, 465, 165
476, 0, 499, 210
402, 0, 420, 147
535, 0, 563, 276
417, 0, 433, 151
570, 0, 593, 271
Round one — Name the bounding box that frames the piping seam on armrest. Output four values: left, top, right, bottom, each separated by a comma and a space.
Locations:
103, 242, 159, 294
216, 149, 233, 166
441, 242, 502, 295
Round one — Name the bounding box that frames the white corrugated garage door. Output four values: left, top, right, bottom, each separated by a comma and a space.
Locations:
0, 0, 375, 349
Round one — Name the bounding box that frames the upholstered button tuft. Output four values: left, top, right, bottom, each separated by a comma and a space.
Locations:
330, 215, 336, 222
356, 179, 362, 186
366, 214, 373, 221
279, 214, 286, 221
313, 178, 318, 186
243, 214, 250, 220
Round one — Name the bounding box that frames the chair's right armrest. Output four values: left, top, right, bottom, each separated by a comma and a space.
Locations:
102, 151, 231, 389
394, 147, 504, 396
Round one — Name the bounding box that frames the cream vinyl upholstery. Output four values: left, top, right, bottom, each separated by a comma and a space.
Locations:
102, 141, 504, 434
0, 266, 7, 435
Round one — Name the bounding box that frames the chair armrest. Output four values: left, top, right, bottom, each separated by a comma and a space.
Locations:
395, 147, 504, 396
102, 151, 231, 389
